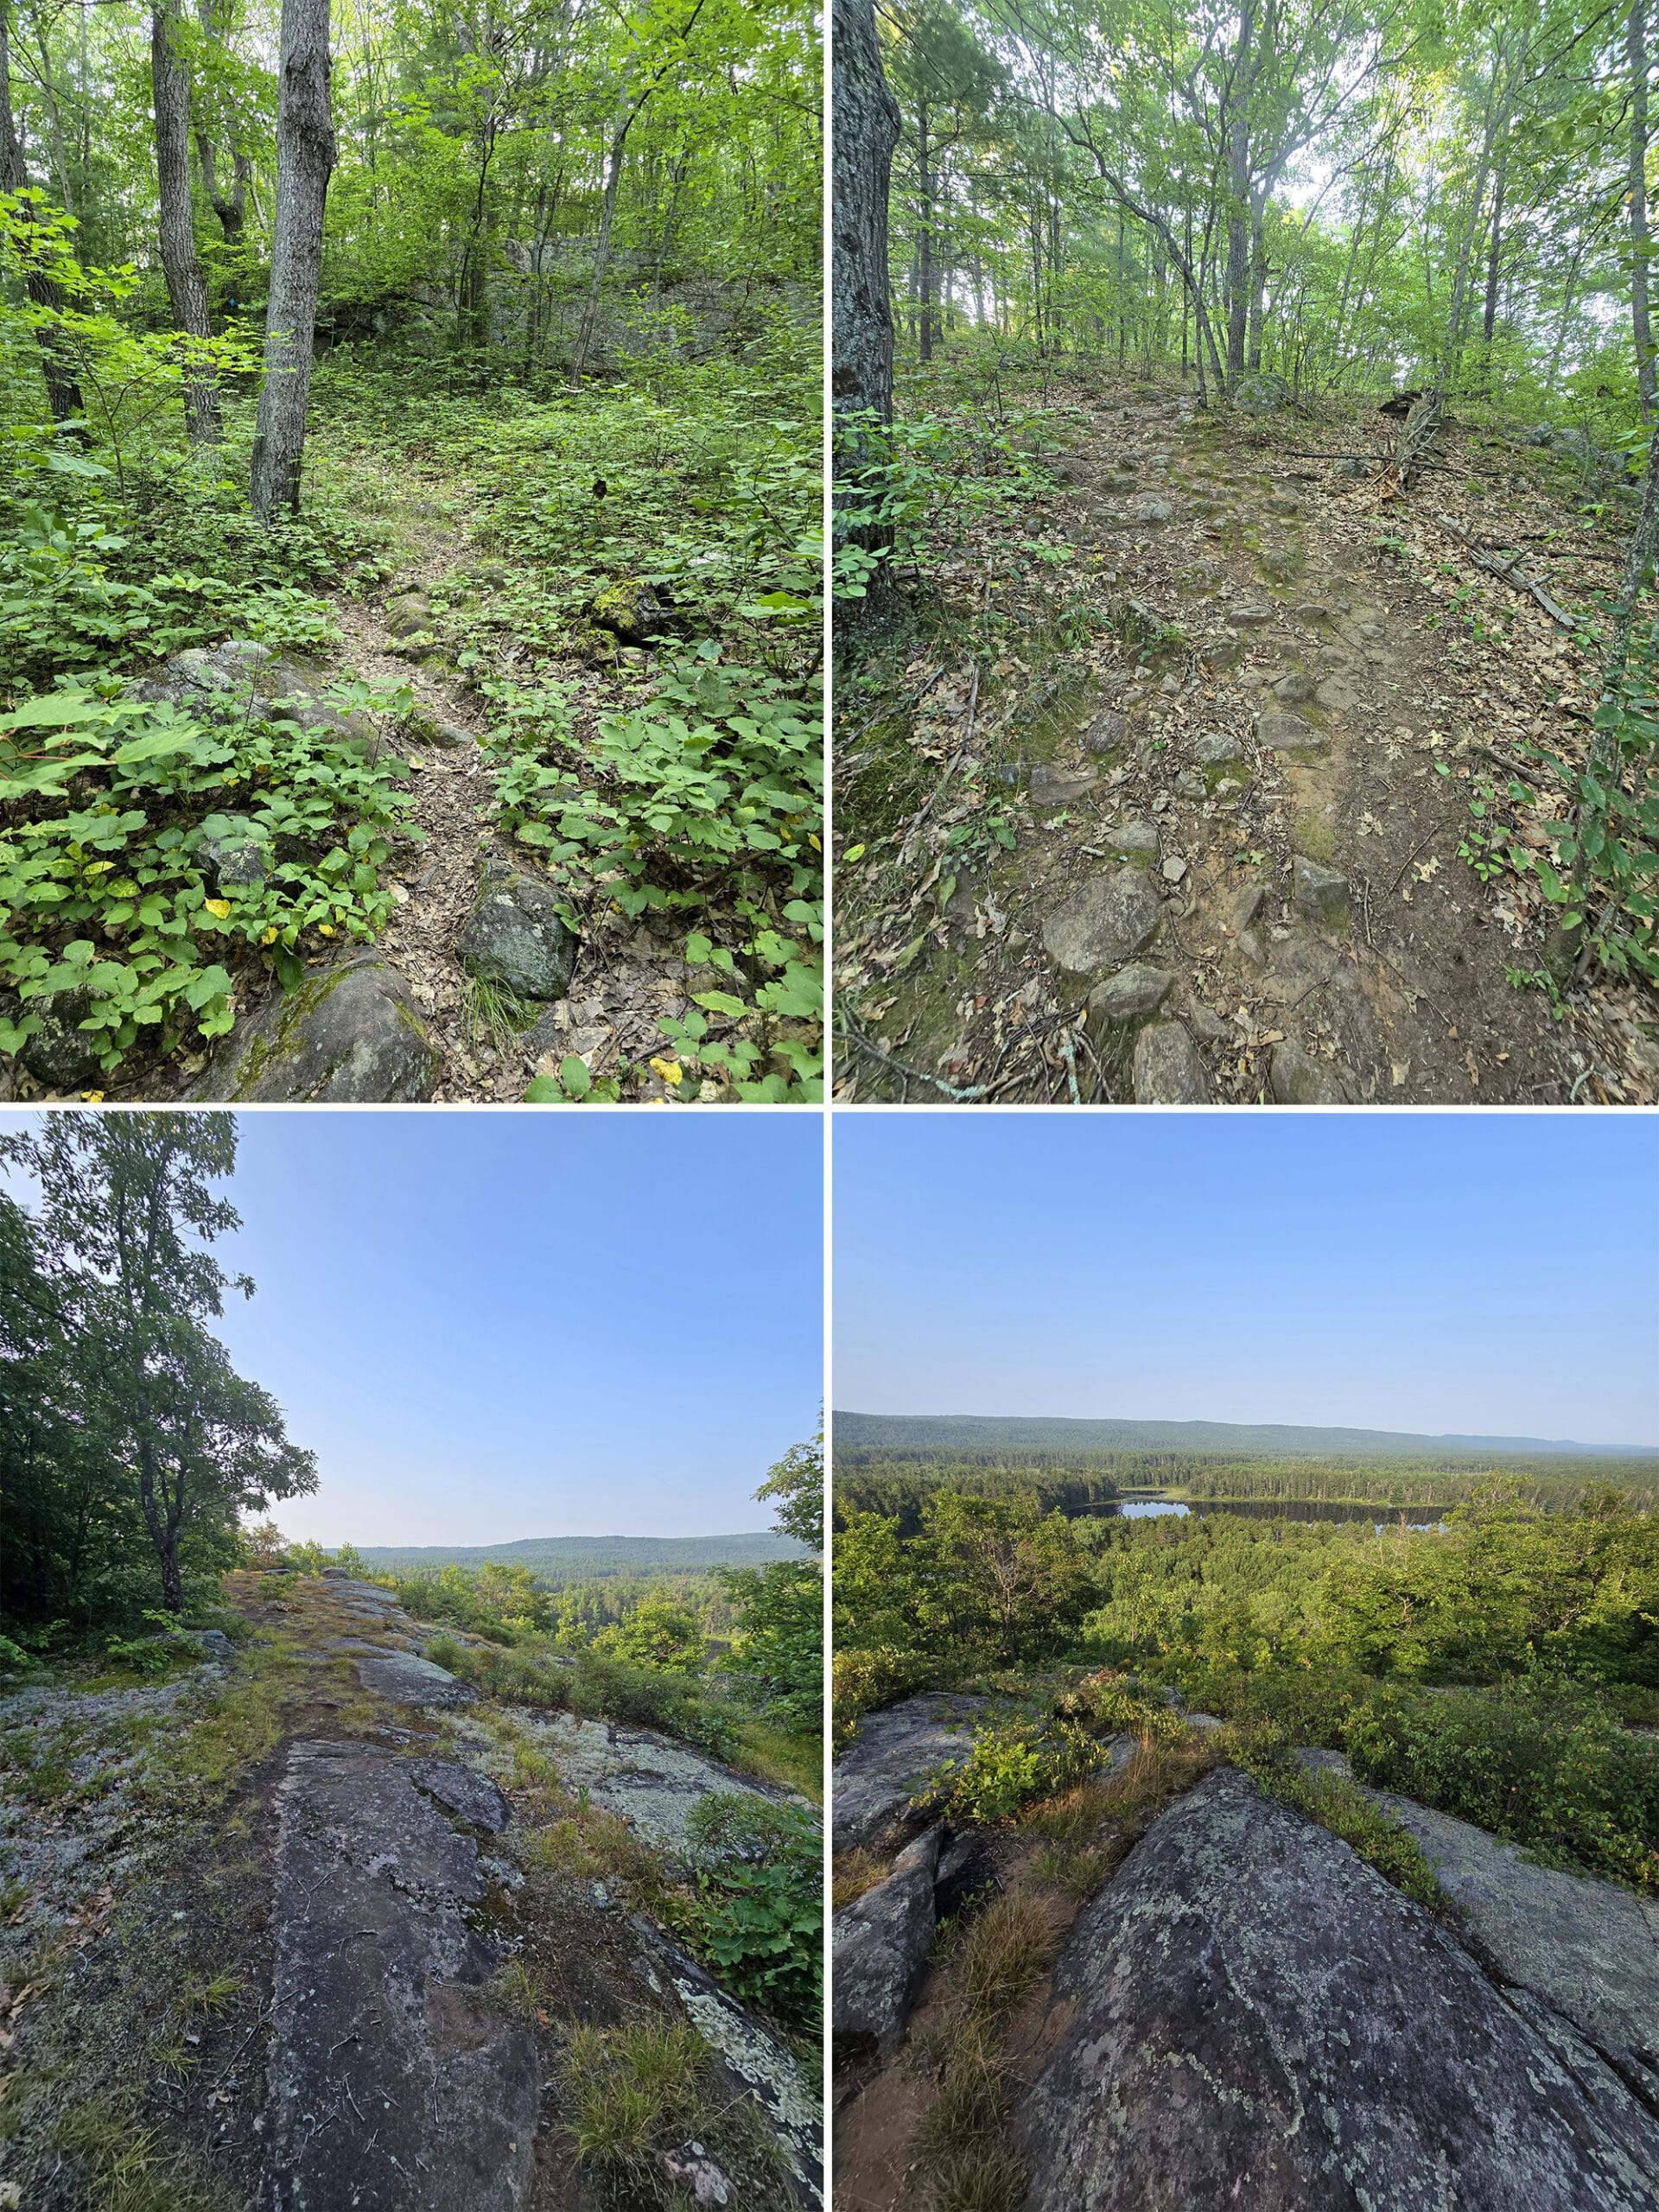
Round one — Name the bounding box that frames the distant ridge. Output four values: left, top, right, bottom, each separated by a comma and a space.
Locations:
354, 1531, 806, 1574
833, 1412, 1657, 1458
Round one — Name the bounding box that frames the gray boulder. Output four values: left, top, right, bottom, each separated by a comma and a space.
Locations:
1087, 964, 1172, 1030
832, 1694, 993, 1854
458, 861, 578, 1003
1233, 372, 1289, 411
1011, 1767, 1659, 2212
1043, 868, 1160, 979
132, 639, 378, 752
1273, 671, 1315, 704
1133, 1022, 1211, 1103
193, 956, 442, 1103
1194, 732, 1243, 766
1269, 1042, 1351, 1104
199, 813, 271, 891
1096, 819, 1160, 858
1082, 709, 1128, 755
1259, 710, 1325, 754
831, 1826, 942, 2064
18, 989, 105, 1092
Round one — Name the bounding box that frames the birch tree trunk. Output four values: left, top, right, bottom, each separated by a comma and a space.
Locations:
250, 0, 334, 523
1630, 0, 1656, 418
151, 0, 221, 442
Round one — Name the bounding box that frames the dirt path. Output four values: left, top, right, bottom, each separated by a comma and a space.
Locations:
0, 1572, 823, 2211
834, 378, 1658, 1104
328, 476, 709, 1104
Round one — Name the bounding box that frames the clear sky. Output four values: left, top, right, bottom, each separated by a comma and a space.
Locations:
833, 1114, 1659, 1446
3, 1109, 823, 1546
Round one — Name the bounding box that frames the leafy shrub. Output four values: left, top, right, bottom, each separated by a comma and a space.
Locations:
1347, 1677, 1659, 1891
832, 1643, 939, 1749
0, 679, 409, 1073
934, 1717, 1104, 1826
688, 1791, 823, 2028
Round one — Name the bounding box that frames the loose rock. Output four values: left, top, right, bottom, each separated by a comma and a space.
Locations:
1043, 869, 1160, 979
1269, 1042, 1351, 1104
457, 859, 579, 1003
1086, 963, 1173, 1028
1133, 1021, 1211, 1103
1292, 855, 1351, 931
193, 957, 442, 1103
1258, 710, 1325, 755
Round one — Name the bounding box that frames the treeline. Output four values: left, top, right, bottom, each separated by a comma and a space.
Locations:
834, 1451, 1659, 1526
835, 1462, 1122, 1531
1, 1114, 312, 1652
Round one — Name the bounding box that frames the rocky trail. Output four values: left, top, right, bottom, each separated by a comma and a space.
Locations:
0, 1567, 823, 2211
835, 379, 1659, 1104
3, 471, 730, 1107
830, 1692, 1659, 2211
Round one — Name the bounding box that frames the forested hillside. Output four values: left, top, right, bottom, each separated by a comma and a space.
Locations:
1, 0, 822, 1104
831, 0, 1659, 1104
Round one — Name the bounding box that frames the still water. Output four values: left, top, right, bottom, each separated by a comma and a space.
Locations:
1103, 1496, 1448, 1531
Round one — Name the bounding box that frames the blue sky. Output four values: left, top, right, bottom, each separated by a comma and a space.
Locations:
3, 1109, 823, 1545
833, 1115, 1659, 1446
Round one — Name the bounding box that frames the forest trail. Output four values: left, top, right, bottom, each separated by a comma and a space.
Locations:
836, 378, 1657, 1105
0, 1567, 823, 2212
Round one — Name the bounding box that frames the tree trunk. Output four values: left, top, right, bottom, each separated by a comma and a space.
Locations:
915, 94, 935, 362
0, 0, 84, 424
571, 113, 631, 382
194, 0, 251, 289
151, 1, 220, 442
250, 0, 334, 523
1630, 0, 1656, 418
831, 0, 899, 425
1246, 208, 1267, 372
831, 0, 900, 594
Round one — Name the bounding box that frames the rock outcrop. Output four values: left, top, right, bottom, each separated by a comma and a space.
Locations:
832, 1694, 994, 1854
258, 1738, 540, 2212
1297, 1748, 1659, 2108
832, 1827, 942, 2067
1011, 1766, 1659, 2210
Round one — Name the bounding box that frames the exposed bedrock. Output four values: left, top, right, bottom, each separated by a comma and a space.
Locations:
1010, 1766, 1659, 2212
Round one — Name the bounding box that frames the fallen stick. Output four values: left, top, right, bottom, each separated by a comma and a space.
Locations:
1430, 513, 1580, 631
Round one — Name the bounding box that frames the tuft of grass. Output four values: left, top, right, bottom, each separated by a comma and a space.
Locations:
912, 2018, 1016, 2165
833, 1849, 887, 1911
563, 2016, 785, 2208
461, 969, 532, 1056
929, 2144, 1029, 2212
952, 1892, 1052, 2018
53, 2103, 228, 2212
